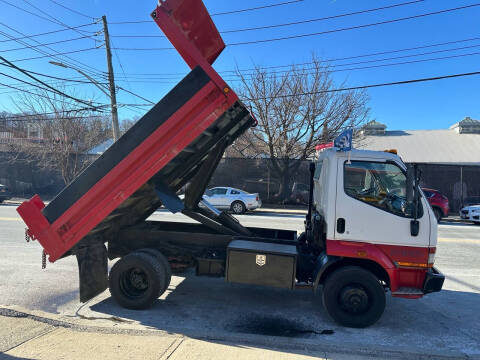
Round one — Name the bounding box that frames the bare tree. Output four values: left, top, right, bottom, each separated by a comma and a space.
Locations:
235, 56, 370, 202
9, 89, 111, 185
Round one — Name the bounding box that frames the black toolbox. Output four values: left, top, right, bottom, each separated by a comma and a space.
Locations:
226, 240, 297, 289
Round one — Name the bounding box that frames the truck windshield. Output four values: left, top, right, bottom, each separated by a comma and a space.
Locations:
344, 161, 415, 217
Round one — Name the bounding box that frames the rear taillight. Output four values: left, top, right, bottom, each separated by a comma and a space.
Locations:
256, 196, 259, 201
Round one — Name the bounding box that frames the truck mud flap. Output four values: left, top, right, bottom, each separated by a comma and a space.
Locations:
75, 240, 108, 302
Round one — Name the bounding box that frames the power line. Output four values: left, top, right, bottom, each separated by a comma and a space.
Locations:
110, 50, 480, 86
110, 36, 141, 107
1, 0, 105, 76
247, 71, 480, 100
110, 0, 424, 39
211, 0, 304, 16
109, 0, 305, 24
0, 23, 105, 77
105, 4, 480, 51
46, 0, 94, 20
0, 36, 92, 53
0, 0, 72, 27
0, 55, 102, 107
107, 37, 480, 80
20, 0, 100, 43
222, 0, 424, 34
10, 47, 102, 63
229, 3, 480, 46
229, 44, 480, 78
116, 86, 155, 105
0, 62, 104, 85
0, 80, 106, 109
0, 23, 97, 43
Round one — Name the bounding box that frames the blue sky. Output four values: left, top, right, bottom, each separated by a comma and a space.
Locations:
0, 0, 479, 130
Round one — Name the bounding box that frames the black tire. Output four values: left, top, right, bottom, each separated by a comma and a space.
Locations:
109, 251, 167, 309
137, 248, 172, 293
231, 200, 246, 214
322, 266, 386, 328
433, 208, 442, 222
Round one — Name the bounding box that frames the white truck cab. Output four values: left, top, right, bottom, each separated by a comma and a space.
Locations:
300, 148, 444, 327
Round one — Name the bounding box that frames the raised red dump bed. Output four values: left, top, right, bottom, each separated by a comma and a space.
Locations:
17, 0, 255, 263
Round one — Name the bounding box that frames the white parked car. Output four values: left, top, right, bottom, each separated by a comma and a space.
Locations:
460, 204, 480, 223
203, 187, 262, 214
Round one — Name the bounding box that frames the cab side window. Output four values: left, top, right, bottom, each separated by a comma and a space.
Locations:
230, 190, 240, 195
344, 161, 421, 218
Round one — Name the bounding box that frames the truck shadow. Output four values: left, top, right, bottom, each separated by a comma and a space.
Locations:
89, 272, 480, 357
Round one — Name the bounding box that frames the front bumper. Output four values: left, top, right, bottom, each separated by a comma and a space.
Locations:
460, 210, 480, 221
422, 267, 444, 294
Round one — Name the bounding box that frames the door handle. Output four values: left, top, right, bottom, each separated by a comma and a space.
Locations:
337, 218, 345, 233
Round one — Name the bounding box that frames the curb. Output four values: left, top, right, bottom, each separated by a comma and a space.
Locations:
1, 306, 477, 360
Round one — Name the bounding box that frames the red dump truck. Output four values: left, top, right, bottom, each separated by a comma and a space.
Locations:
17, 0, 444, 328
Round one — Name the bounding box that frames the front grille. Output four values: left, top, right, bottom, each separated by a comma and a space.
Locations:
473, 215, 479, 220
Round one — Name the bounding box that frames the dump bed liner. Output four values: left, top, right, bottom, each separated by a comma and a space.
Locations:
44, 66, 210, 224
17, 0, 255, 263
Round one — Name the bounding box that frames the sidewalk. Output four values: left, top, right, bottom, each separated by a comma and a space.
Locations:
0, 310, 395, 360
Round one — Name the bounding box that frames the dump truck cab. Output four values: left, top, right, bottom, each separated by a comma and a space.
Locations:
301, 148, 443, 326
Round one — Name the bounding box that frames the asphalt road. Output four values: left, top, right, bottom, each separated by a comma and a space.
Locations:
1, 204, 480, 357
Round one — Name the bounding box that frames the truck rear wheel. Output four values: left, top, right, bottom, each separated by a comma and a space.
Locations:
109, 251, 167, 309
137, 248, 172, 293
322, 266, 386, 328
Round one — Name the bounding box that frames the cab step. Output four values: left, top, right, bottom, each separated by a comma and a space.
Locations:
392, 287, 423, 295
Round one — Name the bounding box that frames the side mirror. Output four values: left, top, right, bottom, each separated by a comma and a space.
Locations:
406, 164, 422, 236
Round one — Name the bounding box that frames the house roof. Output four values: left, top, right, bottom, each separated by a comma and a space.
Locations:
355, 129, 480, 165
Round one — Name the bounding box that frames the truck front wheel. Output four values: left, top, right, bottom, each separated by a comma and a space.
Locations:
109, 251, 167, 309
322, 266, 386, 328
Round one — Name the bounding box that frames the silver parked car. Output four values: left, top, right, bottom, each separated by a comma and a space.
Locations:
203, 187, 262, 214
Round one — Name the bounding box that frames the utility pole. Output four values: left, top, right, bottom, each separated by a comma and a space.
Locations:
102, 15, 120, 141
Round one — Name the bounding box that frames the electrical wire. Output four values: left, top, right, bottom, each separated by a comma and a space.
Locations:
0, 23, 105, 77
0, 55, 102, 107
106, 4, 480, 50
109, 37, 141, 106
246, 71, 480, 100
0, 36, 92, 53
229, 3, 480, 46
0, 63, 99, 84
20, 0, 100, 43
116, 86, 155, 105
107, 37, 480, 81
10, 47, 101, 63
108, 0, 305, 24
110, 0, 425, 39
222, 0, 425, 34
46, 0, 94, 20
0, 80, 105, 109
0, 23, 97, 43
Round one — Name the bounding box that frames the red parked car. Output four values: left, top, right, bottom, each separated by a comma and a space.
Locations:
422, 188, 449, 222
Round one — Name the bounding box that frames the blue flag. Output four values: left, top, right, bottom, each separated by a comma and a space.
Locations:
334, 129, 353, 151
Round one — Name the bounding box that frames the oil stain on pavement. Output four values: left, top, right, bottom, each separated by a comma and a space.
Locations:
227, 315, 334, 338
